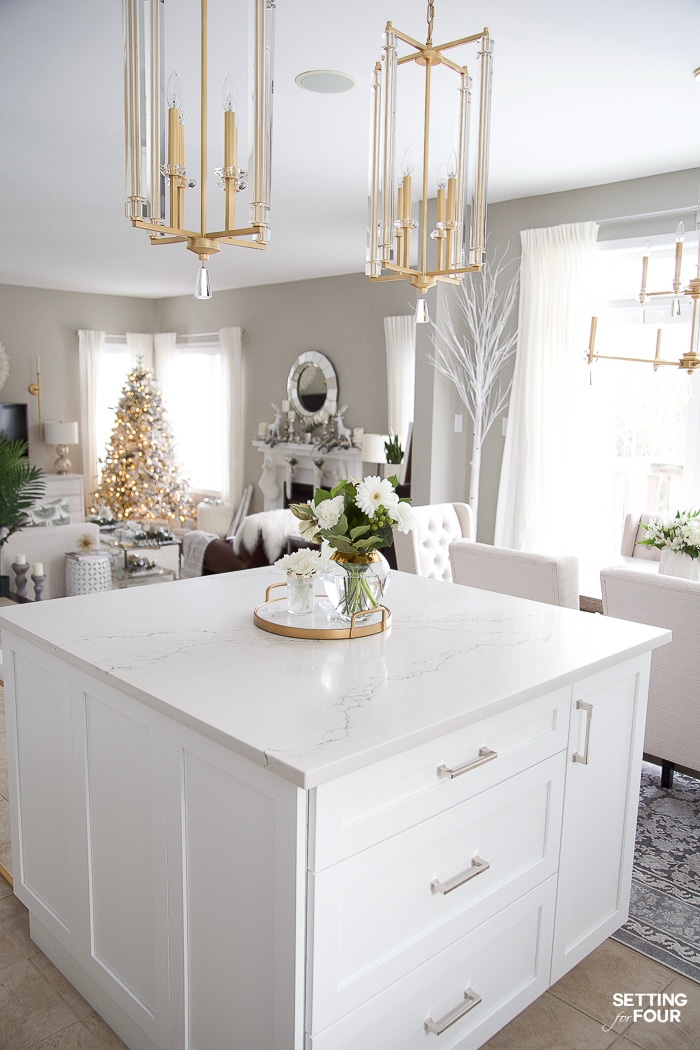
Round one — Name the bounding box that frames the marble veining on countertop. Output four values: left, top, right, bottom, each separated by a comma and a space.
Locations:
0, 567, 669, 787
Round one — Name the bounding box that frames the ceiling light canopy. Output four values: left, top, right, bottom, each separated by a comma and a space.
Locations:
366, 0, 494, 324
123, 0, 277, 300
295, 70, 357, 94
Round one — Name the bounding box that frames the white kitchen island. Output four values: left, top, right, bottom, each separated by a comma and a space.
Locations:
0, 568, 669, 1050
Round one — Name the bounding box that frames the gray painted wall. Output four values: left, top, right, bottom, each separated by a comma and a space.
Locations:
1, 166, 698, 527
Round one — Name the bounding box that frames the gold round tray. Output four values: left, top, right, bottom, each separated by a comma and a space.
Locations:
254, 582, 391, 640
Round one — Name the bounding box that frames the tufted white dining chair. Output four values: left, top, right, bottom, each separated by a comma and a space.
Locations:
601, 567, 700, 788
449, 540, 580, 609
393, 502, 475, 581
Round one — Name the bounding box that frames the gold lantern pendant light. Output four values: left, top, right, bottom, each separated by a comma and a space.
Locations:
587, 209, 700, 374
123, 0, 276, 299
366, 0, 494, 323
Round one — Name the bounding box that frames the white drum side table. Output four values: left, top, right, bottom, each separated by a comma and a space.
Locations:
65, 552, 112, 596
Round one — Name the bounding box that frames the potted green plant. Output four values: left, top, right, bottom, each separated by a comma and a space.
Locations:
384, 434, 403, 465
0, 435, 45, 597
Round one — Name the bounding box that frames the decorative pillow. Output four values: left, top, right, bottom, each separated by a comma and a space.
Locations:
25, 496, 71, 527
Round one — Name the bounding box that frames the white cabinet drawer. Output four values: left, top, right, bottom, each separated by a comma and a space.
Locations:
308, 878, 556, 1050
310, 686, 570, 870
307, 753, 565, 1033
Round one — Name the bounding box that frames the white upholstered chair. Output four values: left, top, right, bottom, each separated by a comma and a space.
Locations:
393, 502, 475, 581
620, 512, 661, 561
449, 540, 580, 609
601, 567, 700, 787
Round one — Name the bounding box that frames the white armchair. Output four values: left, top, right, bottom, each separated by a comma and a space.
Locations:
393, 502, 474, 581
449, 541, 580, 609
601, 567, 700, 787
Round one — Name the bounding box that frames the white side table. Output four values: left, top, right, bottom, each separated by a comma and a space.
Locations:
65, 552, 112, 596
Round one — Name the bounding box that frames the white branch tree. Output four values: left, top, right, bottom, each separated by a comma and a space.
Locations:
429, 248, 519, 529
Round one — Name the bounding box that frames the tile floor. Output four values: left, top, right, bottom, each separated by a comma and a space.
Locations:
0, 684, 698, 1049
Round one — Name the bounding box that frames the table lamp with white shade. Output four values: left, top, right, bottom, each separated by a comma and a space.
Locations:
44, 420, 79, 475
360, 433, 389, 474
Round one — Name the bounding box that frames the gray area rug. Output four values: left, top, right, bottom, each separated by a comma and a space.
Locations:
612, 761, 700, 983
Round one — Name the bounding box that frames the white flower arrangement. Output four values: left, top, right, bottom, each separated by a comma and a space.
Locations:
640, 509, 700, 559
275, 547, 323, 577
290, 475, 414, 557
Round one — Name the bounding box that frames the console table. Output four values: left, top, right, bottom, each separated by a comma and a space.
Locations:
253, 439, 362, 510
0, 571, 669, 1050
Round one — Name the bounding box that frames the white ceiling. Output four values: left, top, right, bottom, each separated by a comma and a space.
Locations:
1, 0, 699, 300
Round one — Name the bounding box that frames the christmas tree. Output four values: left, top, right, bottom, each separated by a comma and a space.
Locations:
92, 363, 193, 523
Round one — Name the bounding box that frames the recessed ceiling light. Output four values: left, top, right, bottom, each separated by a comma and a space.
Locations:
295, 70, 357, 94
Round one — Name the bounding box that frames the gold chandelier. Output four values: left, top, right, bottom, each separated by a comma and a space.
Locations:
123, 0, 276, 299
587, 219, 700, 374
366, 0, 494, 323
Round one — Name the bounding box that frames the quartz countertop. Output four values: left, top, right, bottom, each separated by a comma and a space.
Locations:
0, 568, 669, 788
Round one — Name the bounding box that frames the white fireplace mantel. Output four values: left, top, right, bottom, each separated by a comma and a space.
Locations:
253, 439, 363, 510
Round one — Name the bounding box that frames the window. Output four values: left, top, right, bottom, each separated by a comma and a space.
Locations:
586, 234, 699, 560
160, 339, 225, 496
93, 335, 226, 499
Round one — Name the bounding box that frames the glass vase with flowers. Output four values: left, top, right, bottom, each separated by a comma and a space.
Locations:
639, 509, 700, 580
290, 475, 414, 621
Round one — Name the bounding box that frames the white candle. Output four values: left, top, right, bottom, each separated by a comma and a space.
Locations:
14, 553, 27, 565
258, 422, 268, 437
281, 400, 290, 413
31, 562, 44, 576
35, 355, 41, 374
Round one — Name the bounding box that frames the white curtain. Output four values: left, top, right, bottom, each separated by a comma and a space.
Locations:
219, 326, 244, 507
153, 332, 177, 392
383, 315, 416, 450
78, 329, 105, 501
494, 221, 599, 554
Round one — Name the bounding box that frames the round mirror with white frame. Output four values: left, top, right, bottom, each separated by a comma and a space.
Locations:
287, 351, 338, 418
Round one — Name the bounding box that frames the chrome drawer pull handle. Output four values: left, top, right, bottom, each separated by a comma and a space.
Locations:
436, 746, 497, 779
572, 700, 593, 764
424, 987, 483, 1035
431, 855, 490, 895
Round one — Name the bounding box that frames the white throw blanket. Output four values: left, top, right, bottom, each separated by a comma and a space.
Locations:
181, 530, 218, 578
232, 510, 301, 563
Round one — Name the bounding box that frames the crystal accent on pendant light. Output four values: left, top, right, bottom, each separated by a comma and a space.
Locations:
415, 295, 429, 324
194, 263, 212, 300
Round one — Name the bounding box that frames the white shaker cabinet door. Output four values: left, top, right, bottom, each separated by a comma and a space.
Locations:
163, 721, 307, 1050
4, 637, 83, 953
70, 670, 171, 1048
552, 655, 651, 982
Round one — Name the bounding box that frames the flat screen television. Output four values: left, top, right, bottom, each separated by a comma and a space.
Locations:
0, 403, 29, 451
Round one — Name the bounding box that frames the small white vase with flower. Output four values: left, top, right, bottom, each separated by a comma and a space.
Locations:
274, 547, 322, 615
639, 510, 700, 581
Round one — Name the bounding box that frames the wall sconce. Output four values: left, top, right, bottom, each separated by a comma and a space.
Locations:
44, 420, 79, 474
27, 355, 43, 438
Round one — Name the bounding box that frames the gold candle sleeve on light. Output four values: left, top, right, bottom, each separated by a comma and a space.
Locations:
168, 107, 180, 227
402, 173, 412, 269
436, 186, 446, 270
674, 239, 683, 290
640, 253, 649, 300
446, 175, 456, 268
224, 108, 237, 230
